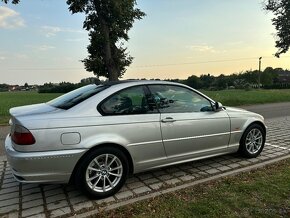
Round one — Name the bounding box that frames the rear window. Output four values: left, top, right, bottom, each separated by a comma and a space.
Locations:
47, 84, 108, 110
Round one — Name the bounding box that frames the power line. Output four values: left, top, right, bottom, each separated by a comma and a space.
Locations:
6, 55, 290, 71
7, 67, 84, 71
131, 56, 290, 68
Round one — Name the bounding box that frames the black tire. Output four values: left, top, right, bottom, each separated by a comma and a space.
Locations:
239, 123, 266, 158
75, 146, 129, 199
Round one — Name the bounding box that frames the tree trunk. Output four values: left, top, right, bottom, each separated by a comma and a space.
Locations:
102, 22, 119, 81
92, 0, 119, 81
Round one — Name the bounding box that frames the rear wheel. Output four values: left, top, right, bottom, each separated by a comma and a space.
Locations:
239, 124, 266, 158
75, 146, 129, 199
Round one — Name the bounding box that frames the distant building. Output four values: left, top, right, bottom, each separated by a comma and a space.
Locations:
276, 70, 290, 83
8, 85, 20, 91
8, 85, 38, 91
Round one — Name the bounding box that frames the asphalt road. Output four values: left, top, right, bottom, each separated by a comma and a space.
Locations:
0, 102, 290, 156
240, 102, 290, 119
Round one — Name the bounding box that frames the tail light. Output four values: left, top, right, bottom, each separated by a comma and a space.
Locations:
11, 125, 35, 145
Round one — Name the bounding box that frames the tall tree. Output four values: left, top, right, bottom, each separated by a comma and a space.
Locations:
265, 0, 290, 57
67, 0, 145, 81
2, 0, 145, 81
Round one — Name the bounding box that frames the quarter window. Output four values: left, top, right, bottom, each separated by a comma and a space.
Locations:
47, 84, 108, 110
100, 86, 157, 115
148, 85, 213, 113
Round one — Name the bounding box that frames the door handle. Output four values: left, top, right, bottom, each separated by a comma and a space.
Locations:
161, 117, 176, 123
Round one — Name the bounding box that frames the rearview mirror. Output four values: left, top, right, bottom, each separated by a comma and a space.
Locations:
215, 102, 223, 111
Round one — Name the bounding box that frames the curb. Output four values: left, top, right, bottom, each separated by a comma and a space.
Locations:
72, 154, 290, 218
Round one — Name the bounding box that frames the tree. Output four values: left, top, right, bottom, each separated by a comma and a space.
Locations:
242, 70, 259, 85
1, 0, 19, 3
2, 0, 145, 81
200, 74, 215, 88
184, 75, 201, 89
67, 0, 146, 81
261, 67, 276, 85
80, 77, 101, 84
214, 74, 228, 90
265, 0, 290, 57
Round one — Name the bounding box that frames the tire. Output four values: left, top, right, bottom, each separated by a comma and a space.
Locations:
75, 146, 129, 199
239, 124, 266, 158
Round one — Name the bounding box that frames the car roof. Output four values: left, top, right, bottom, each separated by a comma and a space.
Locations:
101, 80, 182, 87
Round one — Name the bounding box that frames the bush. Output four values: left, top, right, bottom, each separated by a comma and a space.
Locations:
263, 83, 290, 89
38, 82, 82, 93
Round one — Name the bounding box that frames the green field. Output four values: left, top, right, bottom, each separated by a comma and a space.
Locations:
99, 159, 290, 217
203, 89, 290, 106
0, 91, 61, 125
1, 89, 290, 125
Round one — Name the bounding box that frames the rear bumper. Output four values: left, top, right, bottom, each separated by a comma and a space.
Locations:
5, 135, 87, 183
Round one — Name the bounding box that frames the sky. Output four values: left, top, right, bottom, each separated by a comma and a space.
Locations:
0, 0, 289, 85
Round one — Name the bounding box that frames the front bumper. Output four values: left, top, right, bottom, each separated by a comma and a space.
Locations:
5, 135, 87, 183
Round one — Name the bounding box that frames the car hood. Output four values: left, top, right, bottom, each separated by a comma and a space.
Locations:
10, 103, 60, 117
224, 106, 248, 113
225, 106, 264, 120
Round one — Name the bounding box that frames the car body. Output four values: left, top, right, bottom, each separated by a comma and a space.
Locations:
5, 80, 266, 198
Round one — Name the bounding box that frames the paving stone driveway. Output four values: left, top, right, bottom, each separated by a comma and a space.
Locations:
0, 116, 289, 218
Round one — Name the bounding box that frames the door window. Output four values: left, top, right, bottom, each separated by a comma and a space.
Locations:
99, 86, 157, 115
148, 85, 213, 113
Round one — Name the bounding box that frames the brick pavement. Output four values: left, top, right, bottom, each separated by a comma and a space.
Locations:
0, 116, 289, 218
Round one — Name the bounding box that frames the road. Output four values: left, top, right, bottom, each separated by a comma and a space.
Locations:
0, 102, 290, 156
240, 102, 290, 119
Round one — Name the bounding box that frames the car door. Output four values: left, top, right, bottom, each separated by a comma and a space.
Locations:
98, 85, 166, 169
147, 84, 231, 159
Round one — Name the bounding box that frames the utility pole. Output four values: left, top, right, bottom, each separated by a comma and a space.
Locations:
258, 57, 262, 88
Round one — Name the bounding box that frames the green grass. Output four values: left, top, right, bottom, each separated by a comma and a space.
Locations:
0, 91, 60, 125
99, 159, 290, 218
1, 89, 290, 125
203, 89, 290, 106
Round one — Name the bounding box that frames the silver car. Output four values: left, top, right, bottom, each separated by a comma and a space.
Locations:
5, 80, 266, 198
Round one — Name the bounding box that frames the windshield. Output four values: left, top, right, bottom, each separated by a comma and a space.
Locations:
47, 84, 109, 110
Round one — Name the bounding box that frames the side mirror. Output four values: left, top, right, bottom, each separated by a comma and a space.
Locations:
215, 102, 223, 111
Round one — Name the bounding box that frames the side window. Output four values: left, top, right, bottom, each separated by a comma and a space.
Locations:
100, 86, 157, 115
148, 85, 213, 113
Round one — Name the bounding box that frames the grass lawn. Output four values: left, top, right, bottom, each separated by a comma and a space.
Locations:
204, 89, 290, 106
0, 89, 290, 125
99, 159, 290, 218
0, 91, 61, 125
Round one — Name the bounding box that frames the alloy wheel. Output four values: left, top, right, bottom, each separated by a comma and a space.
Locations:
85, 154, 123, 193
245, 128, 263, 154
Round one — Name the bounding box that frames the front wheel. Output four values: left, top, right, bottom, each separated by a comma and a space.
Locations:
75, 146, 129, 199
239, 124, 266, 158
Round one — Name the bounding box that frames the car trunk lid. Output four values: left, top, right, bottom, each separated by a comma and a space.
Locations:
10, 103, 59, 117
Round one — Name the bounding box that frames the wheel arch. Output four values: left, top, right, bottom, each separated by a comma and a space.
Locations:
238, 120, 266, 157
241, 120, 266, 142
70, 143, 134, 183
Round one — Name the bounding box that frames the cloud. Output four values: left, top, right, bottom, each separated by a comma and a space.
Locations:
0, 6, 25, 29
226, 41, 244, 46
189, 44, 228, 54
65, 38, 87, 42
37, 45, 55, 51
15, 54, 29, 59
41, 25, 62, 37
190, 44, 216, 53
0, 56, 6, 61
25, 44, 56, 51
41, 25, 85, 37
